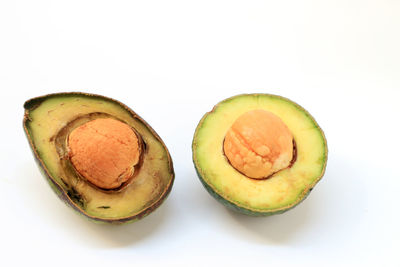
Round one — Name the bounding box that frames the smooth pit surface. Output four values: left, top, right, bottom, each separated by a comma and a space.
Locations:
68, 118, 140, 189
223, 109, 293, 179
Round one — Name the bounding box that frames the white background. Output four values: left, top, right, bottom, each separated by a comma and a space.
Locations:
1, 1, 399, 266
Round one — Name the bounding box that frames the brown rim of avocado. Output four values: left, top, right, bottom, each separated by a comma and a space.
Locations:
23, 92, 174, 224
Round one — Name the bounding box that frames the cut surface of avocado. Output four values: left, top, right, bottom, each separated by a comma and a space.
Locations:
192, 94, 327, 215
24, 93, 174, 223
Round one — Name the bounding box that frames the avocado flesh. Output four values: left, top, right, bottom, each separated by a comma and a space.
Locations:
24, 93, 174, 222
193, 94, 327, 215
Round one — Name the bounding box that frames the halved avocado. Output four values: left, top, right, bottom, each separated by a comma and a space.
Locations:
23, 92, 174, 224
192, 94, 327, 216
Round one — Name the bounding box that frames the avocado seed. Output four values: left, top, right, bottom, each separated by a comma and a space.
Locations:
223, 109, 293, 179
67, 118, 140, 189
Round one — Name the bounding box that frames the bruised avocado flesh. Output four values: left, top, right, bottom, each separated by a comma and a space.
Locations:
192, 94, 327, 216
23, 93, 174, 223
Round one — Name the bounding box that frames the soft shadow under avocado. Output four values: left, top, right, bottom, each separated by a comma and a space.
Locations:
222, 196, 313, 245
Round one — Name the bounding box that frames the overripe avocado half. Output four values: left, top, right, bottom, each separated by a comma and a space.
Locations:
192, 94, 327, 216
23, 92, 174, 224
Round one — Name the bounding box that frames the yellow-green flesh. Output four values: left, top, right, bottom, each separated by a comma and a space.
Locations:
26, 95, 172, 219
193, 94, 326, 212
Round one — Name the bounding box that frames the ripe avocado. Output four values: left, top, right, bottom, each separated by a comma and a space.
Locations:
192, 94, 327, 216
23, 92, 174, 224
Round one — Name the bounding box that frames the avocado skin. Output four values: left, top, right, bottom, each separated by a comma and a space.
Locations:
23, 92, 174, 224
192, 93, 327, 216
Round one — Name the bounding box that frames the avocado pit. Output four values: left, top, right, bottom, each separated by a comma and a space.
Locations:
67, 118, 141, 190
223, 109, 294, 179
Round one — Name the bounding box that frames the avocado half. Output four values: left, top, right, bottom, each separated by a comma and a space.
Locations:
192, 94, 327, 216
23, 92, 174, 224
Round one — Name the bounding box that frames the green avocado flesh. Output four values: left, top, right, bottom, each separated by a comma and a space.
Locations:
24, 93, 174, 223
192, 94, 327, 216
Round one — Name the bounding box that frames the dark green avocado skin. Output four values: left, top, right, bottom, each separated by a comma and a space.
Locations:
23, 92, 174, 224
